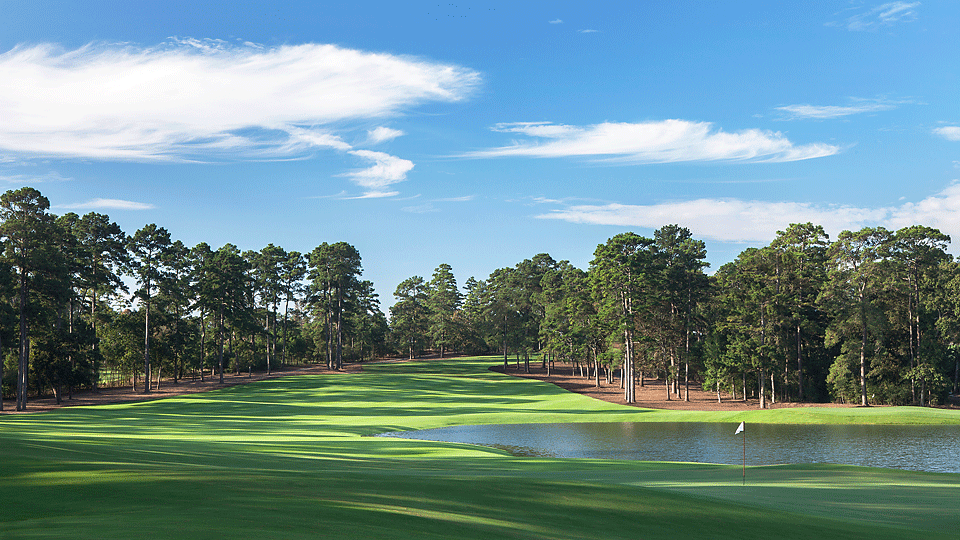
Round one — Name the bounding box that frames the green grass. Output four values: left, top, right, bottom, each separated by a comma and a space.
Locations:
0, 357, 957, 539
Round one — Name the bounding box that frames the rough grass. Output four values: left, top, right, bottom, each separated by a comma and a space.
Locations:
0, 357, 957, 539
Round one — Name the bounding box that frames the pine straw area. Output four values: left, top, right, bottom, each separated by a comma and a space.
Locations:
0, 363, 361, 414
492, 360, 855, 411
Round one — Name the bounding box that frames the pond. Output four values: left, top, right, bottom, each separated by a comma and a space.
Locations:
379, 422, 960, 474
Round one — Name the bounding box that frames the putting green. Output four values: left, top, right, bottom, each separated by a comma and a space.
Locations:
0, 357, 957, 539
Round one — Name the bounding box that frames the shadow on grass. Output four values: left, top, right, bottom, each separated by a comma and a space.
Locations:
0, 357, 645, 441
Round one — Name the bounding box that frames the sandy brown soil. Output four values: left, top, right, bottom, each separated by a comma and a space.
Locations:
492, 361, 855, 411
0, 363, 361, 414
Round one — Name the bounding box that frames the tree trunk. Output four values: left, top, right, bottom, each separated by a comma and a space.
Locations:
595, 356, 600, 388
796, 325, 803, 401
143, 294, 151, 394
326, 293, 333, 369
908, 299, 916, 404
759, 369, 766, 409
336, 287, 343, 370
669, 352, 677, 396
282, 296, 290, 365
17, 275, 29, 411
860, 304, 868, 407
68, 297, 74, 399
623, 328, 634, 404
266, 309, 272, 375
199, 309, 206, 382
218, 304, 225, 385
953, 353, 958, 395
92, 289, 99, 393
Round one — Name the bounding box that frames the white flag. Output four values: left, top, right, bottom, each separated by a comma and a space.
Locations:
735, 421, 745, 435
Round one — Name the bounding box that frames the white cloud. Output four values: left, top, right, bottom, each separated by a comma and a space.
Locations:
57, 198, 154, 210
578, 29, 599, 33
536, 181, 960, 243
466, 120, 839, 163
776, 98, 902, 120
366, 127, 405, 144
0, 39, 479, 161
933, 126, 960, 141
830, 2, 920, 31
343, 150, 414, 197
549, 19, 563, 24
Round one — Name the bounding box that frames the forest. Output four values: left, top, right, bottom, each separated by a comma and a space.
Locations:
2, 186, 958, 411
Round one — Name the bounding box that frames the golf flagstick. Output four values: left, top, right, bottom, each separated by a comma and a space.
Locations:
735, 421, 745, 485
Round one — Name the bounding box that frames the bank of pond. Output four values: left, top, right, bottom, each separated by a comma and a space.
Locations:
380, 421, 960, 474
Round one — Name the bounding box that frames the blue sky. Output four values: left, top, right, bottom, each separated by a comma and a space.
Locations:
1, 1, 958, 308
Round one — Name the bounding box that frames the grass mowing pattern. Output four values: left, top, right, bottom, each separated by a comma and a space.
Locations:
0, 357, 957, 539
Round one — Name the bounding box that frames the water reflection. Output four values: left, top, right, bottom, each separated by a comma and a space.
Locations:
379, 422, 960, 473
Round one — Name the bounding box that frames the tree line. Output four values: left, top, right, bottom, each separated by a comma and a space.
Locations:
0, 187, 388, 410
2, 187, 958, 410
391, 227, 960, 409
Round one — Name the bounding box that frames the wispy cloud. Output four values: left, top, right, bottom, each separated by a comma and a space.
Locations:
578, 29, 599, 33
0, 39, 479, 161
464, 120, 839, 163
401, 203, 440, 213
342, 150, 414, 198
531, 196, 565, 205
536, 181, 960, 243
776, 98, 905, 120
828, 2, 921, 31
549, 19, 563, 24
282, 127, 352, 152
0, 171, 73, 183
933, 126, 960, 141
433, 195, 475, 202
57, 198, 155, 210
366, 127, 405, 144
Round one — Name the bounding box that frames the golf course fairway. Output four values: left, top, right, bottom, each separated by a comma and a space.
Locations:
1, 357, 957, 539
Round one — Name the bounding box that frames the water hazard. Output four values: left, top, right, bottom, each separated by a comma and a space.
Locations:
379, 422, 960, 473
